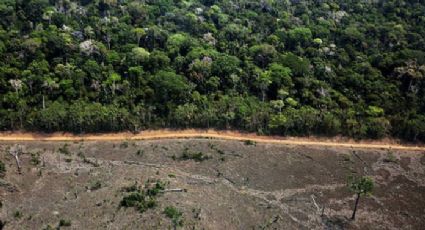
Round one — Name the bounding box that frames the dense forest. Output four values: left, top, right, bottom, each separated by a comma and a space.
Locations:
0, 0, 424, 140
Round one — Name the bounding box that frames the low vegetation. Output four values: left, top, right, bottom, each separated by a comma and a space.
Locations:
58, 144, 71, 155
120, 141, 129, 149
136, 149, 144, 156
30, 152, 41, 166
13, 210, 22, 219
172, 148, 212, 162
244, 140, 257, 146
58, 219, 71, 227
0, 161, 6, 177
89, 181, 102, 191
164, 206, 184, 229
383, 150, 399, 163
120, 180, 166, 213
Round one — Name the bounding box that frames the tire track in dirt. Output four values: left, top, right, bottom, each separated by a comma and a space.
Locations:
0, 129, 424, 151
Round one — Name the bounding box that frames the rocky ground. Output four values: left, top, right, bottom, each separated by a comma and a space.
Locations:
0, 139, 424, 229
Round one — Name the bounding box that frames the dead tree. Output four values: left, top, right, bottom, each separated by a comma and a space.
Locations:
8, 145, 24, 174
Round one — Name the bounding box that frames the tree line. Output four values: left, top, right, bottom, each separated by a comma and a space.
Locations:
0, 0, 424, 141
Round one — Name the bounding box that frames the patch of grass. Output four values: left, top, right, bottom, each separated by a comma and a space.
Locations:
122, 182, 139, 193
164, 206, 183, 228
89, 181, 102, 191
120, 180, 166, 213
192, 208, 201, 220
174, 148, 212, 162
0, 161, 6, 177
42, 225, 55, 230
77, 151, 85, 158
208, 143, 216, 149
216, 149, 225, 155
180, 151, 211, 162
30, 152, 41, 166
208, 142, 225, 155
120, 141, 129, 149
168, 174, 176, 178
58, 144, 71, 155
341, 154, 354, 162
59, 219, 71, 227
136, 149, 144, 156
13, 210, 23, 219
64, 158, 72, 163
384, 150, 398, 163
243, 140, 256, 146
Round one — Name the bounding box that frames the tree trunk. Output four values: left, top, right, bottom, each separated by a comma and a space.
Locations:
13, 155, 22, 174
351, 193, 360, 220
42, 95, 45, 110
9, 148, 22, 174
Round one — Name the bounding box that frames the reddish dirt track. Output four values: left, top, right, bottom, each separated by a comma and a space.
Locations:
0, 129, 424, 151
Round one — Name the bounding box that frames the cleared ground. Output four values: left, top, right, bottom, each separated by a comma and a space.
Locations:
0, 139, 424, 229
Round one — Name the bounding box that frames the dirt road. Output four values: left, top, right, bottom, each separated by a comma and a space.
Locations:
0, 129, 424, 151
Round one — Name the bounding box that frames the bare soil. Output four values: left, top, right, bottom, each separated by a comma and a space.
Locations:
0, 129, 424, 151
0, 139, 424, 229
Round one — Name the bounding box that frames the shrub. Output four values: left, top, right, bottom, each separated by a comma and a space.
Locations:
180, 151, 211, 162
120, 180, 165, 213
383, 150, 398, 163
136, 149, 144, 156
13, 210, 22, 219
164, 206, 183, 228
177, 148, 211, 162
30, 152, 41, 165
59, 219, 71, 227
243, 140, 256, 146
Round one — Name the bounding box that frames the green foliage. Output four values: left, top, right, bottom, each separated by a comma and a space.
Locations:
348, 176, 374, 196
177, 148, 211, 162
366, 106, 385, 117
30, 152, 41, 166
89, 181, 102, 191
131, 47, 150, 63
59, 219, 71, 227
384, 150, 399, 163
348, 175, 374, 220
164, 206, 184, 228
120, 180, 165, 213
244, 140, 256, 146
249, 44, 277, 68
0, 0, 423, 141
288, 27, 312, 47
13, 210, 22, 219
136, 149, 144, 156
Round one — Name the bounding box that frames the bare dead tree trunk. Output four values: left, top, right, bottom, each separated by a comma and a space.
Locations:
9, 145, 24, 174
